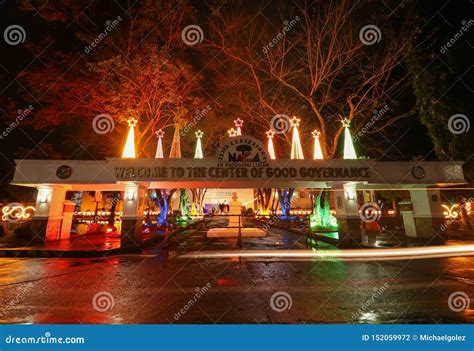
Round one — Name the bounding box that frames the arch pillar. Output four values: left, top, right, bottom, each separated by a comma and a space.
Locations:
334, 183, 361, 247
31, 185, 68, 242
120, 182, 148, 248
401, 188, 445, 241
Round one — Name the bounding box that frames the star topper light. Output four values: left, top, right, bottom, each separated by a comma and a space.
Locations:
195, 130, 204, 138
266, 130, 275, 139
311, 130, 321, 138
234, 118, 244, 128
155, 129, 165, 138
127, 117, 138, 127
289, 116, 300, 127
340, 117, 351, 128
228, 128, 238, 137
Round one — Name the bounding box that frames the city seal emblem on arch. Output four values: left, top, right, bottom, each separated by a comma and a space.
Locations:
216, 135, 269, 168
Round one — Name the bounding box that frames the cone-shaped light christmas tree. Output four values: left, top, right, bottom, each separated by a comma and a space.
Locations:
169, 123, 181, 158
311, 130, 324, 160
290, 116, 304, 159
155, 129, 164, 159
234, 118, 243, 136
341, 117, 357, 159
121, 118, 137, 158
194, 130, 204, 159
266, 129, 276, 160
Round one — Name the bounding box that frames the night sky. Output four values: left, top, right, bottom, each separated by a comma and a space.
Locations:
0, 0, 473, 199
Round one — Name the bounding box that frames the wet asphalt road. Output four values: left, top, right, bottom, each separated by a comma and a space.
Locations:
0, 223, 473, 324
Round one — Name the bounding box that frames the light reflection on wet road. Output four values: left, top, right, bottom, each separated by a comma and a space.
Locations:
0, 225, 473, 324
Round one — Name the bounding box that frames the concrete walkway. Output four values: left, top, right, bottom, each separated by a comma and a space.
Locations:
161, 217, 317, 255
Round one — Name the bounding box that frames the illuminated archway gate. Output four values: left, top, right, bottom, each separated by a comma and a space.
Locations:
11, 136, 465, 247
12, 156, 466, 247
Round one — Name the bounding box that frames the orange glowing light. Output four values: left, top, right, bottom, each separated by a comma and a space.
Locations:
290, 116, 304, 159
289, 116, 300, 127
2, 204, 36, 221
228, 128, 238, 137
442, 204, 461, 219
266, 130, 276, 160
122, 118, 137, 158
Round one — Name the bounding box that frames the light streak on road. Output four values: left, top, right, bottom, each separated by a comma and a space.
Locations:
179, 245, 474, 261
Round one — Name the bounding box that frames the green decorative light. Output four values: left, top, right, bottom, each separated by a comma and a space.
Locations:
175, 215, 191, 222
179, 189, 191, 221
310, 191, 338, 230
